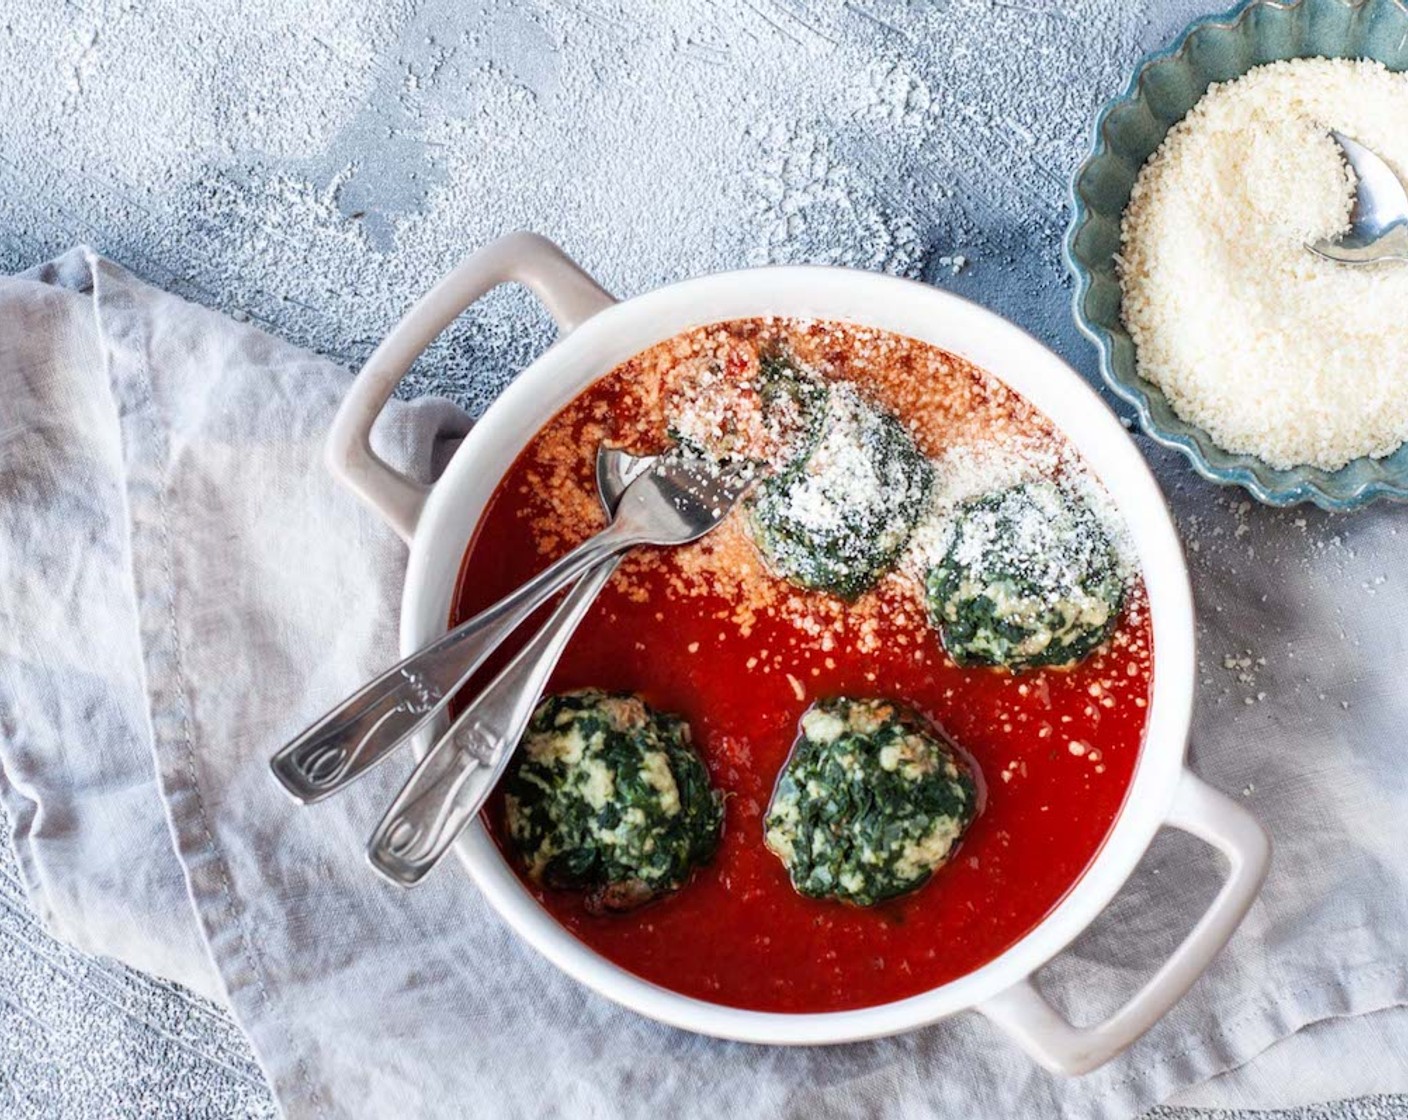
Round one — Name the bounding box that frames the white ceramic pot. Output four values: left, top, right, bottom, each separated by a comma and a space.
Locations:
327, 232, 1271, 1074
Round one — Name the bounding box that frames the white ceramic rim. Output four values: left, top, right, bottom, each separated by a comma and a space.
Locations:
405, 266, 1190, 1027
327, 234, 1268, 1070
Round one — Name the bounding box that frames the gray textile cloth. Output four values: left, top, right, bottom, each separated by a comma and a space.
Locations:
1, 248, 1407, 1119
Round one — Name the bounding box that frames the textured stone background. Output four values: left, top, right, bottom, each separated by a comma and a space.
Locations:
0, 0, 1405, 1116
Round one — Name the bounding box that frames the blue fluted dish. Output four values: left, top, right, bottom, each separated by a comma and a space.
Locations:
1066, 0, 1408, 510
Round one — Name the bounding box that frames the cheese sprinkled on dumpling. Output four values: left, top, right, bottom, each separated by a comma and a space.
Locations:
747, 366, 933, 600
923, 480, 1127, 671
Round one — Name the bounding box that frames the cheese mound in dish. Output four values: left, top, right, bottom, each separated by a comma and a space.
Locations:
923, 481, 1127, 671
504, 690, 723, 914
763, 697, 977, 907
1119, 58, 1408, 471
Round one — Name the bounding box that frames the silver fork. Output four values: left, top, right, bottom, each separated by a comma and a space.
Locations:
269, 447, 649, 803
365, 450, 754, 886
270, 448, 747, 804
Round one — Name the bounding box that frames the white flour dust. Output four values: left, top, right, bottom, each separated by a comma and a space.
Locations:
0, 0, 1149, 415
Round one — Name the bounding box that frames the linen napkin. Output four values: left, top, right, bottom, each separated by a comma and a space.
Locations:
2, 247, 1407, 1119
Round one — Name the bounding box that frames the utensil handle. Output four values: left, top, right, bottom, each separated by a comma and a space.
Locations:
267, 602, 511, 802
367, 559, 619, 886
326, 231, 615, 541
269, 526, 629, 803
976, 770, 1270, 1075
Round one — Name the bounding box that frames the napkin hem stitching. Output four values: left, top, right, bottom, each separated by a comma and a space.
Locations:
97, 254, 328, 1120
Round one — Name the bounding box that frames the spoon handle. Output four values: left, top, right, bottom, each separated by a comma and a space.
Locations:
269, 524, 632, 803
367, 557, 618, 886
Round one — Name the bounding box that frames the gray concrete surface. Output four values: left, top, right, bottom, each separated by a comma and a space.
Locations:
0, 0, 1405, 1116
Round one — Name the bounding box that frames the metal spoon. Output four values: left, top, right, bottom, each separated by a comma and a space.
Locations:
269, 446, 716, 804
364, 451, 640, 885
367, 448, 748, 885
1308, 131, 1408, 264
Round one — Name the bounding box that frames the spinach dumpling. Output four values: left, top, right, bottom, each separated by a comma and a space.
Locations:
924, 480, 1126, 670
747, 377, 933, 599
764, 697, 977, 907
505, 690, 723, 914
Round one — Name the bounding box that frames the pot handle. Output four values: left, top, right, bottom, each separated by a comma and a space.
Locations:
976, 769, 1270, 1075
326, 232, 616, 541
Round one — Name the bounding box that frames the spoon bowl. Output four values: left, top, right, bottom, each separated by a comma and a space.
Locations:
596, 445, 655, 510
1308, 130, 1408, 264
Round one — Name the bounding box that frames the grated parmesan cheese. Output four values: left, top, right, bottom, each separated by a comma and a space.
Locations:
901, 437, 1133, 595
505, 317, 1141, 672
1119, 59, 1408, 471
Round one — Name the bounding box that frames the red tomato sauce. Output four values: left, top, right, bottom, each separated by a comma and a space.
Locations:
454, 320, 1152, 1014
